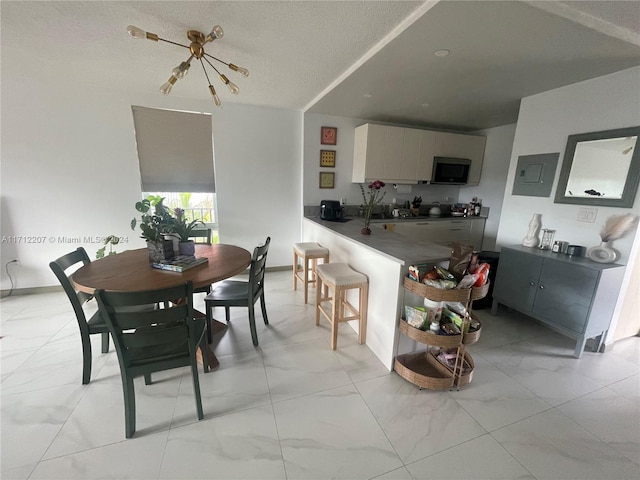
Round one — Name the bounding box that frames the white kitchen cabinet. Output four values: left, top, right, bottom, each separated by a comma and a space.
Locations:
434, 132, 486, 186
353, 123, 484, 185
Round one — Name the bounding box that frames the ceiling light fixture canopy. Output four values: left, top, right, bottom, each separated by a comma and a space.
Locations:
127, 24, 249, 106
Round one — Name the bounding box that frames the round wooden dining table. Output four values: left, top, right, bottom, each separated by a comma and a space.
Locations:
72, 244, 252, 369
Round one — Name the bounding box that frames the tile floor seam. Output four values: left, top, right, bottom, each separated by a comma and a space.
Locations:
485, 430, 540, 480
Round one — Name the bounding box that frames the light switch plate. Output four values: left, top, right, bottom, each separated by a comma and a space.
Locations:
577, 207, 598, 223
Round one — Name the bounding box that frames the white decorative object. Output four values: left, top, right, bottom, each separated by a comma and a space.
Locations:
522, 213, 542, 247
587, 213, 638, 264
586, 242, 620, 263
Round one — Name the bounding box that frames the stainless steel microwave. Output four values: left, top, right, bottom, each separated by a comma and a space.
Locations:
431, 157, 471, 185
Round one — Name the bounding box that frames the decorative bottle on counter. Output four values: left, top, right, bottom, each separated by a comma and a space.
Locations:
522, 213, 542, 248
474, 199, 482, 216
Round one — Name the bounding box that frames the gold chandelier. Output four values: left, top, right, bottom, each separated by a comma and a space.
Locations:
127, 24, 249, 106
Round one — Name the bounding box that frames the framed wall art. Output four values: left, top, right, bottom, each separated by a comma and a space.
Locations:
319, 172, 335, 189
321, 126, 337, 145
320, 150, 336, 167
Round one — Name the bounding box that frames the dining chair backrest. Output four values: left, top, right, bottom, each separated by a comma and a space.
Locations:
50, 247, 110, 384
96, 282, 198, 370
249, 236, 270, 300
190, 228, 212, 245
94, 281, 205, 437
49, 247, 93, 321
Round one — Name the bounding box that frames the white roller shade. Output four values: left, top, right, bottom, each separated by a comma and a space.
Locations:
132, 106, 215, 193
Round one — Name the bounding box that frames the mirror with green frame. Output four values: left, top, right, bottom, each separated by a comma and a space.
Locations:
554, 126, 640, 208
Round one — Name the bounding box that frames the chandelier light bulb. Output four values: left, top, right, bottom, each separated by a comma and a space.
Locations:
209, 85, 221, 107
210, 25, 224, 39
160, 76, 177, 95
172, 62, 190, 79
226, 80, 239, 94
127, 25, 147, 39
229, 64, 249, 77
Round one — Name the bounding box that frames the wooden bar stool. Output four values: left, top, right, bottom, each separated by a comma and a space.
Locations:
315, 263, 368, 350
293, 242, 330, 304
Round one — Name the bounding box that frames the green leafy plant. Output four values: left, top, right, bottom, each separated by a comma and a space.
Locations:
171, 208, 205, 242
130, 196, 174, 242
96, 235, 120, 259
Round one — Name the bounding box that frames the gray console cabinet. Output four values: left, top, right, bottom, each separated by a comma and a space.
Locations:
491, 245, 625, 358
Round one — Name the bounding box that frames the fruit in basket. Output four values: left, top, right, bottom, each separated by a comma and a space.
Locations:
424, 268, 440, 280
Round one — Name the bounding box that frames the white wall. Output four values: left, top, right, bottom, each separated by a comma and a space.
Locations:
1, 80, 302, 290
496, 66, 640, 263
496, 66, 640, 342
466, 124, 517, 251
302, 113, 465, 211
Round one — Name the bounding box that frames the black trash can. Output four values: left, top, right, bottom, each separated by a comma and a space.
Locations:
472, 251, 500, 310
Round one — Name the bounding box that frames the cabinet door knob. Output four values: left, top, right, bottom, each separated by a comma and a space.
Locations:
539, 285, 544, 290
529, 281, 536, 286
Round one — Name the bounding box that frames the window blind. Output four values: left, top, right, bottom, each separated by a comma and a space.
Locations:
132, 106, 215, 193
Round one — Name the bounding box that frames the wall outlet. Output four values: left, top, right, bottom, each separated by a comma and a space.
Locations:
577, 207, 598, 223
340, 198, 347, 205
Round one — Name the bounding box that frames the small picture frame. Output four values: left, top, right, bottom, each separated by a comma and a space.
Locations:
320, 150, 336, 167
321, 126, 337, 145
319, 172, 335, 189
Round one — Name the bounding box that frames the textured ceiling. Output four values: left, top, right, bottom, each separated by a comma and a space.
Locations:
2, 1, 639, 131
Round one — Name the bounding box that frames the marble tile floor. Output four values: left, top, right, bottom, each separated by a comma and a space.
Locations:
1, 270, 639, 480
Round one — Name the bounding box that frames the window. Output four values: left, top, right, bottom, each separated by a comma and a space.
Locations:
132, 106, 218, 242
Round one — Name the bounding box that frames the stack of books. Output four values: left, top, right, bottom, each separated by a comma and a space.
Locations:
151, 255, 208, 273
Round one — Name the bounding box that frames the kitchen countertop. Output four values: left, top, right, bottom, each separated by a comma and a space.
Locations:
304, 215, 452, 265
368, 214, 486, 223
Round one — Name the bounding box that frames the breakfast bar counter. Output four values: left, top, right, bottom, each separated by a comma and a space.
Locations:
303, 216, 452, 370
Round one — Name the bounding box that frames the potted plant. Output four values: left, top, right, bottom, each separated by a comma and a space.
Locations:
171, 208, 205, 256
359, 180, 386, 235
130, 196, 174, 262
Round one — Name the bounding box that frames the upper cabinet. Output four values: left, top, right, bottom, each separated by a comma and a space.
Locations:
434, 132, 486, 186
352, 124, 485, 185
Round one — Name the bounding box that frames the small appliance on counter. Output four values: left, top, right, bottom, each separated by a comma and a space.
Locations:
320, 200, 345, 221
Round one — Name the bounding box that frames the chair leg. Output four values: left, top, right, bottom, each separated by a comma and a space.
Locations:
293, 251, 298, 291
122, 375, 136, 438
260, 292, 269, 325
359, 285, 368, 345
248, 305, 259, 346
80, 332, 92, 385
101, 332, 110, 354
190, 357, 204, 420
331, 286, 340, 350
303, 257, 310, 304
225, 306, 231, 322
144, 373, 152, 385
205, 300, 213, 344
315, 276, 323, 326
199, 334, 210, 374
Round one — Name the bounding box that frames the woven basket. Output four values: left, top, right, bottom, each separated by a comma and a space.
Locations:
404, 277, 489, 303
398, 319, 462, 348
395, 352, 454, 390
462, 312, 482, 345
429, 350, 475, 387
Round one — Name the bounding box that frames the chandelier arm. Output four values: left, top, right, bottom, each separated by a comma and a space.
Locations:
199, 58, 213, 85
203, 55, 224, 77
157, 38, 191, 49
203, 52, 230, 67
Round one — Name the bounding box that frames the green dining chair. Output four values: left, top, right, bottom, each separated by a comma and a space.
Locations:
95, 281, 205, 438
204, 237, 270, 346
49, 247, 110, 385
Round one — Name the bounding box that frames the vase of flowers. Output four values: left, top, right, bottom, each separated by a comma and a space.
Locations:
359, 180, 386, 235
586, 213, 638, 263
172, 208, 205, 256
